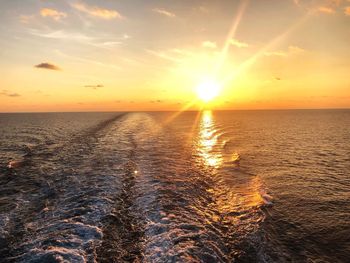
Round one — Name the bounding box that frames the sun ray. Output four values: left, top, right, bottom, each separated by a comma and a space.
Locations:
190, 109, 203, 135
213, 0, 250, 76
164, 99, 198, 124
221, 11, 313, 86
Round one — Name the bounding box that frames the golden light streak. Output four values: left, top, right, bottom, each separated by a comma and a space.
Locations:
197, 110, 223, 168
190, 110, 202, 135
221, 11, 312, 86
163, 100, 197, 124
213, 0, 250, 76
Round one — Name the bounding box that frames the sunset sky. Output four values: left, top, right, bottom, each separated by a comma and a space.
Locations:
0, 0, 349, 112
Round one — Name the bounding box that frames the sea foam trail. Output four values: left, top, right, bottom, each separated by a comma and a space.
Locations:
1, 112, 271, 262
118, 113, 271, 262
0, 113, 139, 262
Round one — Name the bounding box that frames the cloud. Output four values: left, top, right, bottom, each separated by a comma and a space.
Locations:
19, 15, 35, 24
198, 6, 209, 13
317, 6, 336, 13
149, 100, 163, 103
294, 0, 345, 14
202, 41, 217, 49
34, 62, 61, 71
30, 29, 125, 51
264, 51, 287, 57
146, 49, 181, 62
264, 46, 305, 57
71, 2, 123, 19
0, 90, 21, 97
294, 0, 343, 6
330, 0, 343, 5
84, 84, 104, 89
54, 50, 121, 70
288, 46, 305, 53
230, 38, 249, 48
293, 0, 301, 6
171, 48, 193, 55
122, 34, 130, 39
40, 8, 67, 20
146, 48, 194, 63
345, 6, 350, 15
152, 8, 176, 17
99, 41, 122, 47
30, 29, 93, 41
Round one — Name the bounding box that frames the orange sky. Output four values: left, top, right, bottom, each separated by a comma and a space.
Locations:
0, 0, 349, 112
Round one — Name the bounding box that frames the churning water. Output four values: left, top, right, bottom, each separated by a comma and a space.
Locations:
0, 110, 349, 262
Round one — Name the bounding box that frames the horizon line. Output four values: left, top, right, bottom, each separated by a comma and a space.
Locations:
1, 107, 350, 114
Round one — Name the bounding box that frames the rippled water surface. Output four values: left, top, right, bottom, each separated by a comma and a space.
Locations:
0, 110, 349, 262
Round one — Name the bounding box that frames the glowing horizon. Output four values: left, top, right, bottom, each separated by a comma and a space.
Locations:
1, 0, 350, 112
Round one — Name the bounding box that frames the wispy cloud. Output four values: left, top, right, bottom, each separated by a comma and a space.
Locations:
0, 90, 21, 97
293, 0, 301, 6
170, 48, 194, 56
99, 41, 122, 47
152, 8, 176, 18
230, 38, 249, 48
146, 49, 181, 62
294, 0, 344, 7
84, 84, 104, 89
122, 34, 130, 39
288, 46, 305, 53
198, 6, 209, 14
30, 29, 93, 41
149, 100, 163, 103
317, 6, 336, 14
71, 2, 123, 19
202, 41, 217, 49
29, 29, 123, 49
264, 46, 305, 57
145, 48, 194, 64
294, 0, 345, 14
40, 8, 67, 21
345, 6, 350, 15
54, 49, 121, 71
264, 51, 288, 57
34, 62, 61, 71
19, 15, 35, 24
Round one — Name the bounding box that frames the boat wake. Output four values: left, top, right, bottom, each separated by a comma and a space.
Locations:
0, 112, 273, 262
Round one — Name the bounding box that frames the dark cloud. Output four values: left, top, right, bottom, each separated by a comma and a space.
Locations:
34, 62, 61, 71
0, 90, 21, 97
84, 84, 104, 89
149, 99, 163, 103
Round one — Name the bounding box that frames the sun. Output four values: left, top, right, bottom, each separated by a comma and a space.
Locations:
196, 79, 221, 102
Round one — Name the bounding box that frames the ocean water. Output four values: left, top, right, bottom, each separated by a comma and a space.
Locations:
0, 110, 349, 262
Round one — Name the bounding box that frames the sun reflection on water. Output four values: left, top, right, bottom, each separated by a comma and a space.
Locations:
195, 110, 269, 227
197, 110, 223, 168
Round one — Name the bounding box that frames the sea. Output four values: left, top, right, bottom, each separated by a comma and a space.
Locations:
0, 110, 349, 262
